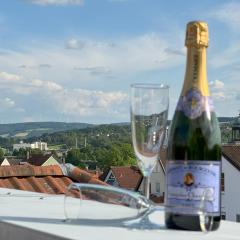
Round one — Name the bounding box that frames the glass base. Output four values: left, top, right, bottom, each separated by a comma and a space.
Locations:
123, 207, 165, 230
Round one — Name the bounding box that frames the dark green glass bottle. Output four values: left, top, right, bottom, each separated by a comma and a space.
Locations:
165, 21, 221, 231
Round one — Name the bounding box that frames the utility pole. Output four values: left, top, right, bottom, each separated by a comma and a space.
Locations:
75, 137, 78, 149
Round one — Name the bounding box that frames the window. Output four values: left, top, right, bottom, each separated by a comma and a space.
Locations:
155, 182, 160, 193
221, 172, 225, 192
236, 214, 240, 223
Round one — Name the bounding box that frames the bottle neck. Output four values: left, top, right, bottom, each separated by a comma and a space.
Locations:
181, 46, 209, 97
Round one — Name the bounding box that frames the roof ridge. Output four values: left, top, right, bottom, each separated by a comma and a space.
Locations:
222, 145, 240, 171
0, 165, 63, 178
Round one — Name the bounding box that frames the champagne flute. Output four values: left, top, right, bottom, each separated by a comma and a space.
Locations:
130, 84, 169, 198
64, 183, 214, 232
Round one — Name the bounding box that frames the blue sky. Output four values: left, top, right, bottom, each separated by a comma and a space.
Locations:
0, 0, 239, 123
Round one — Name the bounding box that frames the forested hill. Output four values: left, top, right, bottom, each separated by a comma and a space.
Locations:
0, 122, 93, 138
28, 124, 131, 148
0, 116, 233, 140
0, 116, 234, 149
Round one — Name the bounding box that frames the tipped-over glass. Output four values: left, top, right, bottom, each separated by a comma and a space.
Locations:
64, 183, 214, 232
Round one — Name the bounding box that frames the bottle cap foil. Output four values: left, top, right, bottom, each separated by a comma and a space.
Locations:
185, 21, 208, 48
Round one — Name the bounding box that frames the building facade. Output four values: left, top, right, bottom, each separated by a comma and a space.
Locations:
138, 160, 165, 198
13, 141, 48, 151
221, 145, 240, 222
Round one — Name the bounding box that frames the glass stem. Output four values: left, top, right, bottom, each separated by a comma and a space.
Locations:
144, 176, 150, 199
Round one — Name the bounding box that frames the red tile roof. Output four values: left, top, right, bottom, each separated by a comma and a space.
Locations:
222, 145, 240, 171
25, 154, 56, 166
0, 164, 107, 194
107, 166, 143, 191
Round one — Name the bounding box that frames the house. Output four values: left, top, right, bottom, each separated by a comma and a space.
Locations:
101, 148, 166, 202
138, 149, 166, 202
13, 141, 31, 151
25, 154, 60, 166
221, 144, 240, 222
0, 157, 23, 166
101, 166, 142, 191
13, 141, 48, 151
0, 158, 10, 166
31, 141, 48, 151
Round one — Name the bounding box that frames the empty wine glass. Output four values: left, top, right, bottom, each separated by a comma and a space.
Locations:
64, 183, 150, 223
64, 183, 214, 232
130, 84, 169, 198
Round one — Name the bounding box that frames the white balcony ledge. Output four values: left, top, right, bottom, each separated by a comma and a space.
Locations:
0, 188, 239, 240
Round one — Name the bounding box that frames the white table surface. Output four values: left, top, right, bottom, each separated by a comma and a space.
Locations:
0, 188, 239, 240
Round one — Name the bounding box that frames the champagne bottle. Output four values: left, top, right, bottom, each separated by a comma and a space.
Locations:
165, 21, 221, 231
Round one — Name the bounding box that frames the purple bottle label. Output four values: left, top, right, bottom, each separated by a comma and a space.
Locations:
165, 160, 220, 216
177, 88, 214, 119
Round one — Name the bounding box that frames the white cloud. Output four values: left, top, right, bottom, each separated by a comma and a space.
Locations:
26, 0, 84, 6
0, 72, 21, 82
65, 38, 85, 49
74, 66, 112, 75
30, 79, 63, 91
15, 108, 26, 113
209, 2, 240, 30
65, 33, 184, 74
0, 33, 183, 83
52, 88, 128, 117
1, 97, 15, 108
19, 64, 51, 69
0, 70, 128, 121
0, 33, 184, 122
209, 80, 224, 89
212, 92, 226, 100
0, 71, 63, 95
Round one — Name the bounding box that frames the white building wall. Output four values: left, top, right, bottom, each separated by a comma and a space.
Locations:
139, 161, 165, 196
31, 142, 46, 150
221, 156, 240, 222
14, 142, 48, 151
13, 143, 31, 151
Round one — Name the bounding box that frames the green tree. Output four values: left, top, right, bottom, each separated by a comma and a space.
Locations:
96, 143, 136, 170
0, 148, 4, 158
12, 148, 28, 158
66, 149, 86, 168
30, 148, 42, 155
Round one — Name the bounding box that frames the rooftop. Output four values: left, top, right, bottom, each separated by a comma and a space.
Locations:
0, 164, 106, 194
222, 145, 240, 171
103, 166, 143, 190
25, 154, 57, 166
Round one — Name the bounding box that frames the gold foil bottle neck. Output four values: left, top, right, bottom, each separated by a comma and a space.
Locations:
185, 21, 208, 48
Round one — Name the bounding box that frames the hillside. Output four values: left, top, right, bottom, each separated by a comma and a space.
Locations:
0, 122, 94, 139
28, 124, 131, 148
218, 117, 234, 123
0, 116, 234, 149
